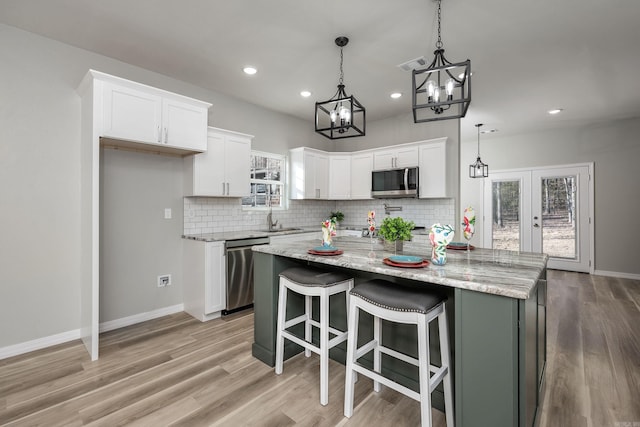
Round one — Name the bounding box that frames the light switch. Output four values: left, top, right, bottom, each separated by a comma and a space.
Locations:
164, 208, 172, 219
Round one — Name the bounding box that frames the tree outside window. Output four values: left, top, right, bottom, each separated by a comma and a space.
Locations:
242, 151, 285, 209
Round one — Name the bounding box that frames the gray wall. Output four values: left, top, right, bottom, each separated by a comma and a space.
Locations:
1, 24, 83, 347
99, 149, 185, 321
0, 23, 318, 348
460, 117, 640, 275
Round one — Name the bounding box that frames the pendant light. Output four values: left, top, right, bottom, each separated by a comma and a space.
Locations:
413, 0, 471, 123
469, 123, 489, 178
315, 36, 366, 139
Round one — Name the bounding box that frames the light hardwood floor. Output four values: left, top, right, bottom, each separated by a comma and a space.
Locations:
1, 270, 638, 427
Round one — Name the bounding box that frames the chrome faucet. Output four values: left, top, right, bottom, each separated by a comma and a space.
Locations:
267, 208, 278, 231
384, 203, 403, 215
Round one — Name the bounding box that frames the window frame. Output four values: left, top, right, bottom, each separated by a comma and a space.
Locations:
241, 150, 287, 211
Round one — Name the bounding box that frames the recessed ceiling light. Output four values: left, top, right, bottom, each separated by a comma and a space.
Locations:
300, 90, 311, 98
390, 92, 402, 99
243, 66, 257, 75
548, 108, 563, 115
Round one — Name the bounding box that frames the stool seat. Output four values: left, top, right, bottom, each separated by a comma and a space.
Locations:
279, 266, 352, 287
350, 279, 446, 314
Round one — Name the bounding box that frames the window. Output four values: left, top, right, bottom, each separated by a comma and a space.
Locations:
242, 151, 286, 209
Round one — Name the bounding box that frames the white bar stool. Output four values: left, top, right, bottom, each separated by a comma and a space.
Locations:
343, 279, 454, 427
275, 266, 354, 406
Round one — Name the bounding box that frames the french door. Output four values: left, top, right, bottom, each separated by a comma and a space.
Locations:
483, 164, 593, 272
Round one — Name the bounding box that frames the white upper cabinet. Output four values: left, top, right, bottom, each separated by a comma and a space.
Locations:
290, 148, 329, 200
98, 71, 210, 154
289, 137, 449, 201
102, 82, 161, 144
161, 98, 209, 151
418, 138, 450, 198
373, 145, 419, 169
329, 154, 352, 199
184, 127, 253, 197
350, 152, 373, 199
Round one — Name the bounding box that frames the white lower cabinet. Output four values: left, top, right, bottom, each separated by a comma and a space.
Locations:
183, 240, 226, 321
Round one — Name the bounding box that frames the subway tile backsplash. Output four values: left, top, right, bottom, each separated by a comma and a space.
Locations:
184, 197, 455, 235
334, 198, 455, 229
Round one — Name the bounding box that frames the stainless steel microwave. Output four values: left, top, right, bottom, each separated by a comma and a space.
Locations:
371, 167, 419, 198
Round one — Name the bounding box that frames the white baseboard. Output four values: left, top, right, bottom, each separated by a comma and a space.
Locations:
0, 328, 81, 361
0, 304, 185, 360
99, 304, 184, 333
593, 270, 640, 281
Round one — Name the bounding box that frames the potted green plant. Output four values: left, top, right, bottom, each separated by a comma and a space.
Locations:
330, 211, 344, 224
378, 216, 415, 252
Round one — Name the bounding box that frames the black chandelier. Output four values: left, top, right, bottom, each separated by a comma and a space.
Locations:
469, 123, 489, 178
413, 0, 471, 123
315, 36, 365, 139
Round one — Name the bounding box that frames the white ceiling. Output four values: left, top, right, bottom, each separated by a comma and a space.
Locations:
2, 0, 640, 140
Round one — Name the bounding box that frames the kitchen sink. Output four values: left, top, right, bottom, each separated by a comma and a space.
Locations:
262, 227, 304, 233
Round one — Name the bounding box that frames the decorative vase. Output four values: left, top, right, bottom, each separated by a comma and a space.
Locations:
429, 223, 455, 265
322, 227, 333, 247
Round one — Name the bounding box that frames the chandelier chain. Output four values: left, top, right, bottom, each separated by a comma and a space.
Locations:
436, 0, 443, 49
339, 46, 344, 85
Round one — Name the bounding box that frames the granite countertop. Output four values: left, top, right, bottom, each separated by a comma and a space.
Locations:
183, 225, 429, 242
252, 236, 548, 300
182, 227, 319, 242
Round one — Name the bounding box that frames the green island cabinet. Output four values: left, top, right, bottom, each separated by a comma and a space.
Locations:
251, 240, 547, 427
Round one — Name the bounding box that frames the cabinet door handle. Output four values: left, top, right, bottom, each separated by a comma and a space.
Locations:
226, 183, 230, 195
222, 182, 225, 195
164, 127, 168, 144
157, 126, 161, 143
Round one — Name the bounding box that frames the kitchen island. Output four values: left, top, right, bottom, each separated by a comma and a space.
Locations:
252, 237, 548, 427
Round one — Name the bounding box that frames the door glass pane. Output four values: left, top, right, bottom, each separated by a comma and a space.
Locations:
541, 176, 576, 259
492, 180, 521, 251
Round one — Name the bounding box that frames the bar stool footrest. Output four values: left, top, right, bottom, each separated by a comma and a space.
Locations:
352, 362, 421, 402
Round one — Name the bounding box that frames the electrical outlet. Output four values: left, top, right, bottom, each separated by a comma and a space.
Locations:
164, 208, 172, 219
158, 274, 171, 287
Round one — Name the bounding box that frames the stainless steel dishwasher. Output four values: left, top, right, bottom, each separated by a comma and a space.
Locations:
224, 237, 270, 314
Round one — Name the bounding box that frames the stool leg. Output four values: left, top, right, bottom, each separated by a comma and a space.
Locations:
305, 295, 312, 358
319, 288, 329, 406
275, 283, 287, 375
439, 304, 454, 427
344, 299, 359, 418
345, 282, 357, 384
417, 316, 433, 427
373, 314, 382, 392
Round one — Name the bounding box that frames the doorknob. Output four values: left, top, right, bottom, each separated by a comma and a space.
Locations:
533, 216, 539, 220
533, 223, 540, 228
